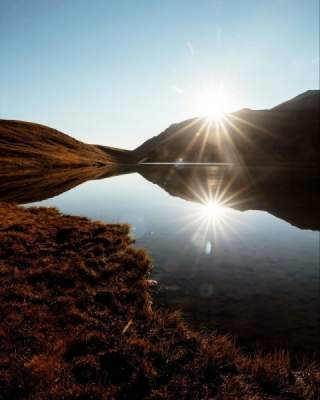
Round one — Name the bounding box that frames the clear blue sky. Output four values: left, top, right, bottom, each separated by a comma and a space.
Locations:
0, 0, 319, 149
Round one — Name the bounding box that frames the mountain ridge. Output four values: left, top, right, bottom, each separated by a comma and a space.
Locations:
131, 90, 320, 165
272, 90, 320, 111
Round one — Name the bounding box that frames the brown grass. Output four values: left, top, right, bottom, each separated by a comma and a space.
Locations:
0, 203, 318, 399
0, 119, 115, 171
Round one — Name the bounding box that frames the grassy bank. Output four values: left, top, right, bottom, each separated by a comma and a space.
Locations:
0, 203, 318, 399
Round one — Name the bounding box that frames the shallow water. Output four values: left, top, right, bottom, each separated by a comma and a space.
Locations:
4, 164, 319, 354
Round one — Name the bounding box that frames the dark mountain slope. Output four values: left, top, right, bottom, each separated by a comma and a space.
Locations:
272, 90, 320, 111
133, 90, 320, 165
0, 119, 118, 170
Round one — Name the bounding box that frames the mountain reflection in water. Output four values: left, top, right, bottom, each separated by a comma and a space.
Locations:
1, 164, 319, 230
0, 164, 319, 354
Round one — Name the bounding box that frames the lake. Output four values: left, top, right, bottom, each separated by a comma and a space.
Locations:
2, 164, 319, 355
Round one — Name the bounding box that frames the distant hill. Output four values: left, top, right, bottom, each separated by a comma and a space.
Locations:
132, 90, 320, 165
0, 120, 125, 170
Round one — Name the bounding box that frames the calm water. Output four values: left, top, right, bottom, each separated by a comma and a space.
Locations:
3, 165, 319, 354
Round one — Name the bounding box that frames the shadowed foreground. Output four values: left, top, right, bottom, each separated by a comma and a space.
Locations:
0, 203, 318, 399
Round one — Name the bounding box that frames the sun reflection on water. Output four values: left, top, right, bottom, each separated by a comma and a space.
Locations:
201, 200, 227, 222
180, 196, 241, 257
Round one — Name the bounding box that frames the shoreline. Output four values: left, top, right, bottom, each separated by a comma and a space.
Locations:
0, 203, 318, 399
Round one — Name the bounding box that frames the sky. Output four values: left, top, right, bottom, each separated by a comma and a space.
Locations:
0, 0, 319, 149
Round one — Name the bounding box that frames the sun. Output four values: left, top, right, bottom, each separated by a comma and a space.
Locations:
193, 83, 235, 121
202, 87, 231, 120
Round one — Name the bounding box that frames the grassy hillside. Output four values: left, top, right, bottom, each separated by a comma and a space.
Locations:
0, 203, 318, 399
0, 120, 117, 170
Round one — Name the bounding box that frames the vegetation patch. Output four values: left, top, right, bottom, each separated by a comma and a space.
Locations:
0, 203, 318, 399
